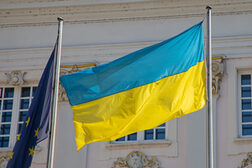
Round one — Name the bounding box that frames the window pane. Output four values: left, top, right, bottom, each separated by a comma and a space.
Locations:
3, 100, 13, 110
144, 129, 154, 140
242, 87, 251, 97
20, 99, 29, 109
115, 136, 125, 142
242, 112, 252, 122
32, 87, 37, 97
127, 133, 137, 141
4, 88, 14, 98
19, 111, 28, 122
2, 112, 12, 122
156, 128, 165, 140
242, 99, 251, 110
158, 123, 166, 127
242, 124, 252, 136
21, 87, 30, 97
0, 100, 1, 110
0, 88, 2, 98
0, 124, 10, 135
0, 137, 9, 147
241, 75, 251, 85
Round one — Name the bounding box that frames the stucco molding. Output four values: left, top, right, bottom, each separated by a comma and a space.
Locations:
1, 0, 252, 27
111, 150, 160, 168
106, 140, 172, 150
212, 56, 224, 95
239, 152, 252, 168
4, 71, 27, 86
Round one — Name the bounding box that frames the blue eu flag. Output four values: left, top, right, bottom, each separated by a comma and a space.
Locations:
7, 47, 55, 168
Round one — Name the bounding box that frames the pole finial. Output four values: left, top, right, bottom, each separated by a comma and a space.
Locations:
57, 17, 64, 21
206, 6, 212, 10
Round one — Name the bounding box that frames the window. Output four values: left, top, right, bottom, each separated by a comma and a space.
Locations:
114, 123, 167, 143
239, 73, 252, 137
0, 86, 37, 149
0, 88, 14, 148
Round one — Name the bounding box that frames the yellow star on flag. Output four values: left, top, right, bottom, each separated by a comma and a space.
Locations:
34, 128, 39, 137
17, 133, 21, 141
25, 117, 30, 127
29, 147, 35, 156
9, 152, 14, 159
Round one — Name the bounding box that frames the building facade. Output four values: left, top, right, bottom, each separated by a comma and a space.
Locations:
0, 0, 252, 167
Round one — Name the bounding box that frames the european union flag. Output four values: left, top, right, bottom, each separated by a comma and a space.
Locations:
7, 47, 55, 168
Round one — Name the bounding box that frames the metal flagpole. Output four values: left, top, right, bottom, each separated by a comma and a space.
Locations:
47, 17, 64, 168
206, 6, 214, 168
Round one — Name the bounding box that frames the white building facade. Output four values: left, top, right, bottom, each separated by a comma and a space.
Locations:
0, 0, 252, 168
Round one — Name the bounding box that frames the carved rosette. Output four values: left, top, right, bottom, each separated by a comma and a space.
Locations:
5, 71, 26, 86
212, 57, 223, 95
239, 152, 252, 168
112, 151, 160, 168
59, 63, 96, 102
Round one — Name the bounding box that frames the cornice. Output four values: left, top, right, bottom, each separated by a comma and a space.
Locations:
0, 0, 252, 28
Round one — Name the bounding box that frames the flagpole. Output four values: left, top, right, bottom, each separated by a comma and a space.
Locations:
206, 6, 214, 168
47, 17, 63, 168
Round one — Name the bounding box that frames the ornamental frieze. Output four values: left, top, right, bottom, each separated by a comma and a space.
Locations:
212, 56, 223, 95
5, 71, 26, 86
239, 152, 252, 168
112, 151, 160, 168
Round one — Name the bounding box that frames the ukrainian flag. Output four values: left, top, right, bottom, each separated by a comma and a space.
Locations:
60, 22, 206, 151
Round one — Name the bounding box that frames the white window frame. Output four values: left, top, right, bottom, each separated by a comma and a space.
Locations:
0, 85, 37, 150
111, 123, 168, 144
238, 71, 252, 138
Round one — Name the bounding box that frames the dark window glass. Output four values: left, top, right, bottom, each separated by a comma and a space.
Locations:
4, 88, 14, 98
156, 128, 165, 140
0, 100, 1, 110
144, 129, 154, 140
115, 136, 125, 141
0, 124, 10, 135
242, 112, 252, 123
241, 75, 251, 85
3, 100, 13, 110
20, 99, 29, 109
158, 123, 166, 127
242, 99, 251, 110
2, 112, 12, 122
242, 124, 252, 136
0, 88, 2, 98
21, 87, 30, 97
242, 87, 251, 97
32, 87, 37, 97
19, 111, 28, 122
127, 133, 137, 141
0, 137, 9, 147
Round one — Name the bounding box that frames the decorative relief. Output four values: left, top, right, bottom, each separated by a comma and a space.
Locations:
59, 63, 96, 102
239, 152, 252, 168
212, 57, 223, 95
0, 151, 12, 168
5, 71, 26, 86
112, 151, 160, 168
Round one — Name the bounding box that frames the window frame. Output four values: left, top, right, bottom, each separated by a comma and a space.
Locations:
238, 71, 252, 138
111, 122, 168, 144
0, 85, 37, 150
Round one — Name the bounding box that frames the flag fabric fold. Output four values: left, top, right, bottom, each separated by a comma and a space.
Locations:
7, 48, 55, 168
60, 22, 206, 151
